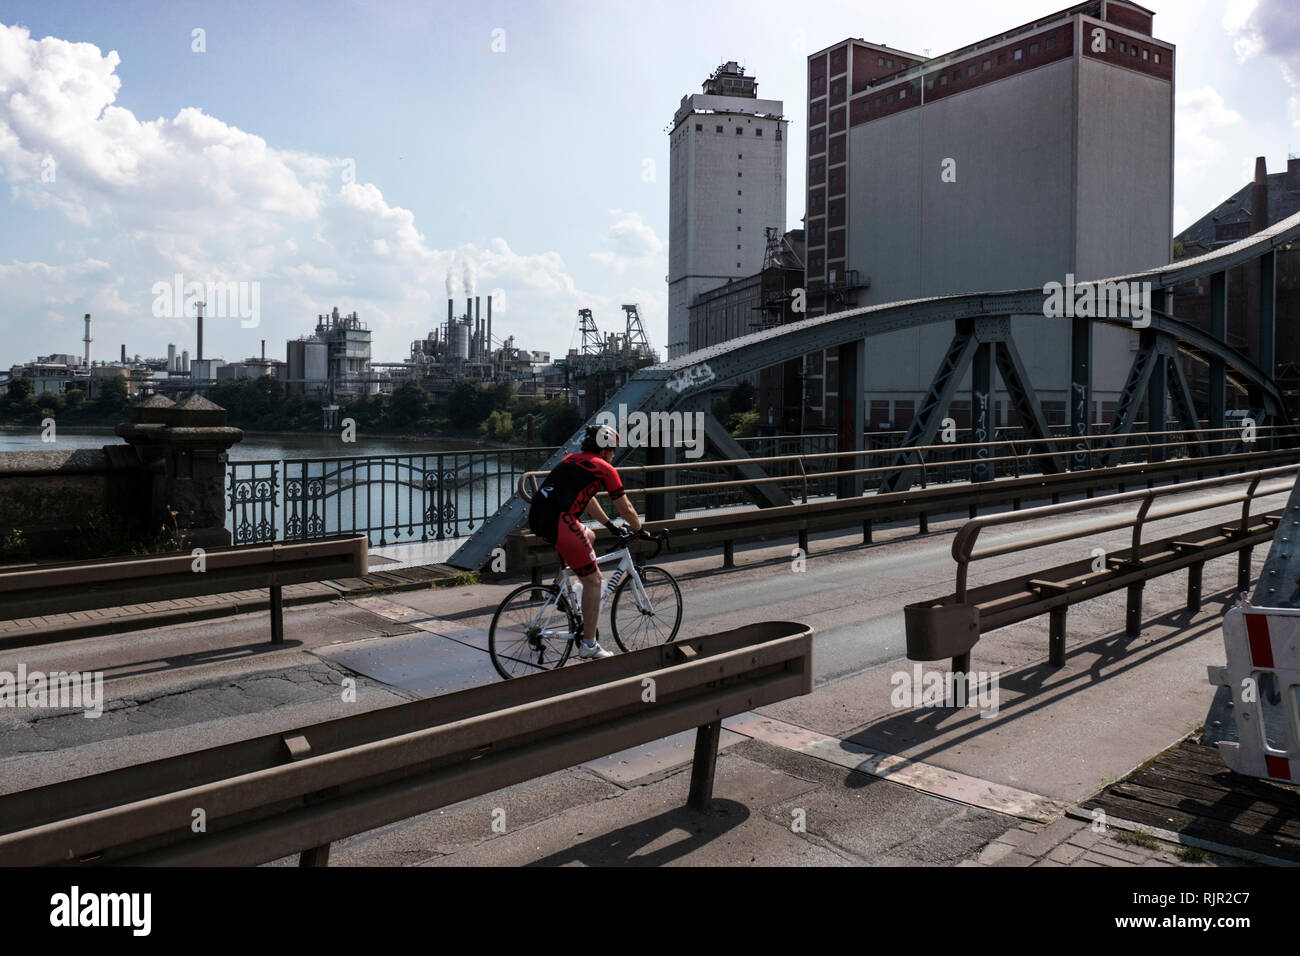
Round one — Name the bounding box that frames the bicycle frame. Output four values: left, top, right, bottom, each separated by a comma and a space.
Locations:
524, 546, 657, 643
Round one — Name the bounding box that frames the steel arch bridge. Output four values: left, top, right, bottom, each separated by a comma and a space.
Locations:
448, 210, 1300, 569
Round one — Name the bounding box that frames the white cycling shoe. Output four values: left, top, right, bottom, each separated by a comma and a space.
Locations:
577, 638, 613, 660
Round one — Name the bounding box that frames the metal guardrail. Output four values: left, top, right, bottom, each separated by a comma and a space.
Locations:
508, 446, 1300, 580
904, 466, 1299, 674
0, 620, 813, 867
0, 536, 367, 647
517, 425, 1296, 509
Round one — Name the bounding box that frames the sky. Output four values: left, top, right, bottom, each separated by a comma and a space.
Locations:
0, 0, 1298, 371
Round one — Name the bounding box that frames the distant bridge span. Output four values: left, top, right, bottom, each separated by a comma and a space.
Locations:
449, 210, 1300, 569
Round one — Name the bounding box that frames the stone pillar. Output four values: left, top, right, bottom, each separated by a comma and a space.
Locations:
115, 395, 243, 549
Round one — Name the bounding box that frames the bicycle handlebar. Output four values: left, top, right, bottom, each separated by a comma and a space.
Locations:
607, 523, 668, 559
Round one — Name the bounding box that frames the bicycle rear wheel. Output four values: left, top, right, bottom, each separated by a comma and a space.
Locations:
489, 583, 577, 679
610, 565, 683, 653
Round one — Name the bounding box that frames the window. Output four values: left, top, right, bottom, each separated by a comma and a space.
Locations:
1013, 48, 1022, 60
997, 52, 1007, 65
1029, 42, 1038, 55
940, 74, 948, 86
738, 171, 742, 177
716, 125, 723, 133
738, 189, 742, 195
736, 263, 741, 268
738, 153, 743, 158
1107, 37, 1114, 50
755, 128, 763, 136
737, 208, 742, 214
926, 78, 934, 90
1119, 41, 1126, 52
695, 123, 702, 131
1046, 36, 1056, 50
775, 127, 781, 140
1131, 45, 1138, 56
967, 65, 976, 77
736, 126, 743, 134
737, 244, 741, 250
878, 56, 885, 66
887, 92, 894, 102
886, 58, 893, 67
1154, 52, 1161, 63
831, 82, 841, 95
899, 87, 906, 98
982, 59, 991, 71
1142, 48, 1149, 60
737, 226, 741, 231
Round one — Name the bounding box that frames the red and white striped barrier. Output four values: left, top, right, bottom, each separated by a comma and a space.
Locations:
1209, 604, 1300, 783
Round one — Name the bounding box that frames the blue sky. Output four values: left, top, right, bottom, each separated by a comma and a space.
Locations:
0, 0, 1298, 370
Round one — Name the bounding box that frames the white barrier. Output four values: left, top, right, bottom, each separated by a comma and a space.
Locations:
1209, 602, 1300, 783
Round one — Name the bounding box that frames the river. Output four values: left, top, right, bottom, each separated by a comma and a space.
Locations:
0, 426, 493, 460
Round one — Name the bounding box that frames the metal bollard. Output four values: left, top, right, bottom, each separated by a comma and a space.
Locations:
1125, 582, 1145, 636
1049, 606, 1067, 666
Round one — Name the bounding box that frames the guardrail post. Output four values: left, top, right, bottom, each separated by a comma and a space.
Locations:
687, 721, 722, 810
1049, 606, 1067, 666
798, 528, 809, 554
723, 539, 735, 569
1187, 562, 1204, 612
1237, 546, 1253, 593
863, 519, 872, 544
1125, 583, 1145, 637
270, 585, 284, 644
299, 844, 331, 867
919, 511, 929, 534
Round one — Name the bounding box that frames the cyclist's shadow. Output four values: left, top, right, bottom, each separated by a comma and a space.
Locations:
524, 799, 749, 866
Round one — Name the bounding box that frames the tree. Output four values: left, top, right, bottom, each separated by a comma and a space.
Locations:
64, 388, 85, 410
389, 380, 429, 427
94, 375, 129, 414
6, 378, 33, 404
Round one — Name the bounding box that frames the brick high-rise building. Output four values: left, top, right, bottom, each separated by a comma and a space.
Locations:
805, 1, 1173, 432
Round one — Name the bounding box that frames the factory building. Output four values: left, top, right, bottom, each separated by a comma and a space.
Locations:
805, 0, 1173, 431
668, 62, 788, 359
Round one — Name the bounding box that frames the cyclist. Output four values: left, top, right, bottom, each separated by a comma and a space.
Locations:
528, 423, 645, 660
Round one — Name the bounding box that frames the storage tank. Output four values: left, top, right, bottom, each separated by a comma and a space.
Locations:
450, 319, 471, 361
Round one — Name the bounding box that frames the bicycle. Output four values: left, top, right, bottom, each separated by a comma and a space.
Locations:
488, 525, 683, 679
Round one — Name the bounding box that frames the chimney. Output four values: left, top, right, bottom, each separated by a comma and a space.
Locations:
182, 350, 190, 373
1289, 156, 1300, 192
120, 343, 126, 364
168, 343, 176, 371
475, 296, 482, 361
487, 296, 493, 373
82, 313, 92, 368
1252, 156, 1269, 234
196, 300, 205, 360
261, 339, 266, 360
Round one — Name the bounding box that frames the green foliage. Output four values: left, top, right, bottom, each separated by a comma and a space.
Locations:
6, 378, 33, 401
0, 529, 28, 564
94, 374, 130, 414
729, 410, 759, 438
479, 409, 515, 442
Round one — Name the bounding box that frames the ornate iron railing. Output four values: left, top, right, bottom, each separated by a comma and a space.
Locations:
226, 447, 557, 547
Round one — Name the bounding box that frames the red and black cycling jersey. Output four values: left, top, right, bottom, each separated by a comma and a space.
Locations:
527, 452, 625, 540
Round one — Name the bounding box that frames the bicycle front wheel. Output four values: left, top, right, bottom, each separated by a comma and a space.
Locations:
610, 565, 683, 653
489, 583, 576, 679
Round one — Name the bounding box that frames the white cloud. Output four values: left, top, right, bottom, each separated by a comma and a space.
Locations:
1225, 0, 1300, 124
0, 23, 601, 363
590, 209, 666, 273
1174, 86, 1243, 178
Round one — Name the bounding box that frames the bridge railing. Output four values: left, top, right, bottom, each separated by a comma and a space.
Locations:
517, 425, 1298, 515
904, 464, 1299, 674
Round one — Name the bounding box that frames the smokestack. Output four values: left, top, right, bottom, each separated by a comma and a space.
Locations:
120, 343, 126, 364
196, 300, 205, 360
487, 296, 493, 374
83, 313, 92, 368
1252, 156, 1269, 235
475, 296, 482, 361
261, 339, 266, 360
168, 343, 177, 371
182, 350, 190, 373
